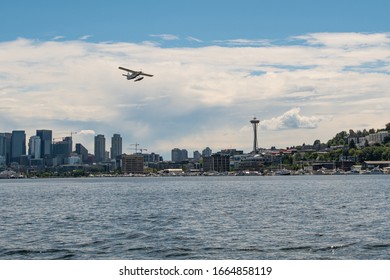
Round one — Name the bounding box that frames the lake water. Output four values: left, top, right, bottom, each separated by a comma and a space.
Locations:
0, 175, 389, 260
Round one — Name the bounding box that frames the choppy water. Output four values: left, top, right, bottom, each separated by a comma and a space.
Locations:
0, 176, 389, 260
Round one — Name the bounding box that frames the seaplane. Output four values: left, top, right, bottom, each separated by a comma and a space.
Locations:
118, 66, 153, 82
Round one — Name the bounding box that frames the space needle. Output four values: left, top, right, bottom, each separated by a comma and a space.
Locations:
250, 117, 260, 154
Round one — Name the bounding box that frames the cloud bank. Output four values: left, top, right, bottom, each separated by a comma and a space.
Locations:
0, 33, 389, 158
260, 108, 325, 130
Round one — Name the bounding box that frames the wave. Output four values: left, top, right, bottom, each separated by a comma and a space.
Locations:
363, 243, 390, 250
1, 248, 75, 259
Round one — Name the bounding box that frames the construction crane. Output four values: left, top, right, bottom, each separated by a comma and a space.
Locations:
53, 131, 77, 141
130, 143, 148, 154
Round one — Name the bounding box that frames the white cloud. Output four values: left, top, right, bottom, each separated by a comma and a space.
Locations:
0, 33, 389, 158
186, 36, 203, 43
149, 34, 179, 41
213, 38, 272, 46
78, 130, 96, 135
52, 35, 65, 40
294, 32, 390, 48
260, 108, 325, 130
79, 35, 93, 40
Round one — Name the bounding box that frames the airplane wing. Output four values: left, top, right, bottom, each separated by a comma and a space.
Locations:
118, 66, 136, 73
140, 72, 154, 77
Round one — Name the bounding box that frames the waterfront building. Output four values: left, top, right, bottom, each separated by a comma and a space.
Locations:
94, 134, 106, 163
203, 153, 230, 173
11, 130, 26, 163
121, 154, 144, 174
237, 155, 265, 171
111, 133, 122, 160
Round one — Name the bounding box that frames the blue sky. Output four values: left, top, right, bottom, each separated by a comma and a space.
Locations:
1, 1, 390, 159
2, 0, 390, 44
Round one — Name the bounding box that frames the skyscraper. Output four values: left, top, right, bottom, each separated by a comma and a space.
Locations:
171, 148, 181, 162
0, 133, 11, 165
36, 130, 52, 159
110, 133, 122, 160
52, 137, 72, 157
202, 147, 212, 157
94, 134, 106, 163
76, 143, 88, 163
28, 136, 41, 160
11, 130, 26, 163
171, 148, 188, 162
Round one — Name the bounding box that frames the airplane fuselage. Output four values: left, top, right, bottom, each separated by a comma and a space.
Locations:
123, 72, 142, 80
119, 66, 153, 82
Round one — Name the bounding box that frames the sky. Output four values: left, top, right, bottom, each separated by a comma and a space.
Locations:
1, 0, 390, 159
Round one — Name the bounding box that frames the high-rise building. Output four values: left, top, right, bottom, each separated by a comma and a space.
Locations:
53, 137, 72, 157
75, 143, 89, 163
28, 136, 41, 160
171, 148, 188, 162
193, 150, 201, 160
11, 130, 26, 163
94, 134, 106, 163
143, 152, 161, 163
52, 137, 72, 165
110, 134, 122, 160
202, 147, 212, 157
171, 148, 181, 162
0, 133, 12, 165
181, 149, 188, 161
36, 130, 52, 159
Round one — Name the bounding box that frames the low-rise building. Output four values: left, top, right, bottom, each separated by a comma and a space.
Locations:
122, 154, 144, 174
203, 153, 230, 173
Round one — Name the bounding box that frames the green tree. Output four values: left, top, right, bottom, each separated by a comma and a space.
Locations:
382, 148, 390, 160
329, 149, 343, 161
349, 139, 357, 149
355, 149, 363, 163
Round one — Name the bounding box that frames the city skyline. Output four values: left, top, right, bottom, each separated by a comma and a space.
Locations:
1, 120, 389, 166
1, 128, 220, 163
1, 1, 390, 160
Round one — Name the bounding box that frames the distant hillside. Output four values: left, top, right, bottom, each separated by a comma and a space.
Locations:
326, 122, 390, 147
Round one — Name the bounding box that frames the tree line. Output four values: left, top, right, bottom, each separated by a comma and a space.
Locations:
285, 122, 390, 167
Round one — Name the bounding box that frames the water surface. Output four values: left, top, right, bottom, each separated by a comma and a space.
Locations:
0, 176, 389, 259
